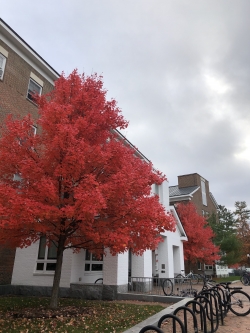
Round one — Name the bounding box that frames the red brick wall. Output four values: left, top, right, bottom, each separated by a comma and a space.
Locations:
0, 40, 54, 124
176, 173, 217, 216
178, 173, 200, 188
0, 40, 55, 284
175, 174, 218, 275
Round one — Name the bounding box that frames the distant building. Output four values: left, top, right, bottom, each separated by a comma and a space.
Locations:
169, 173, 218, 217
169, 173, 227, 277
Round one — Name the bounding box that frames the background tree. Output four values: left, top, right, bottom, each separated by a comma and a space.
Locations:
234, 201, 250, 238
176, 202, 220, 267
208, 206, 242, 266
0, 71, 175, 308
234, 201, 250, 265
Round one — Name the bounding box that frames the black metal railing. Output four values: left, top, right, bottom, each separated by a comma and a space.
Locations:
128, 276, 198, 297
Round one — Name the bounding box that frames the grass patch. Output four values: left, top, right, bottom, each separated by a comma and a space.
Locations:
0, 296, 165, 332
214, 276, 240, 283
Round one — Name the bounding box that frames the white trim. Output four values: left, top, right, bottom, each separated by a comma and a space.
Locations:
0, 20, 59, 85
33, 272, 54, 276
0, 45, 8, 58
27, 77, 42, 101
30, 72, 44, 87
35, 237, 57, 273
32, 125, 37, 135
84, 250, 103, 272
0, 53, 6, 80
169, 205, 188, 240
170, 195, 192, 202
201, 178, 207, 206
204, 264, 213, 270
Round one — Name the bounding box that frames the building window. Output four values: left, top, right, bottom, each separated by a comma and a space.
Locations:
84, 250, 103, 272
155, 184, 159, 196
204, 264, 213, 270
202, 210, 209, 217
32, 125, 37, 135
27, 78, 42, 101
201, 178, 207, 206
154, 184, 163, 203
36, 236, 57, 272
0, 53, 6, 80
197, 261, 202, 270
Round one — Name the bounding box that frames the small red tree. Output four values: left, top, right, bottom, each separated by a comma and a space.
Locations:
0, 71, 175, 308
176, 202, 220, 265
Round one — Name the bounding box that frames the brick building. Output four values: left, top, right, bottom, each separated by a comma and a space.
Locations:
0, 19, 188, 298
0, 18, 59, 284
169, 173, 218, 217
169, 173, 223, 276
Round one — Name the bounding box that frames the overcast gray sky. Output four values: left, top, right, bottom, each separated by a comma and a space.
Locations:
2, 1, 250, 211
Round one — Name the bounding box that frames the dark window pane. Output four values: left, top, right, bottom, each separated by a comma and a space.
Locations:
64, 192, 70, 199
36, 263, 44, 270
85, 264, 90, 271
85, 250, 91, 261
47, 241, 57, 259
92, 264, 103, 271
46, 263, 56, 271
27, 79, 42, 101
38, 236, 46, 259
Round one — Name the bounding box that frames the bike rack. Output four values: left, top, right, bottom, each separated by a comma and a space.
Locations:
185, 299, 209, 333
206, 287, 225, 325
173, 306, 198, 333
139, 283, 246, 333
157, 313, 186, 333
139, 325, 164, 333
195, 292, 219, 333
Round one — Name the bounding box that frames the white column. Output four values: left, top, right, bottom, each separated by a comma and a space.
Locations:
161, 180, 170, 210
131, 250, 152, 277
157, 236, 170, 278
103, 251, 128, 285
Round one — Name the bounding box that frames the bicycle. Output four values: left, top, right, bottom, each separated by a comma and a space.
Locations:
201, 281, 250, 316
175, 270, 199, 285
196, 271, 213, 283
201, 277, 217, 290
162, 278, 173, 296
240, 270, 250, 286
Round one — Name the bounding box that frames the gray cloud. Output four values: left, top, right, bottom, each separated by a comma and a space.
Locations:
2, 0, 250, 210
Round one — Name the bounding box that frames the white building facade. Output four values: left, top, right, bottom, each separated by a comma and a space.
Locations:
11, 180, 187, 299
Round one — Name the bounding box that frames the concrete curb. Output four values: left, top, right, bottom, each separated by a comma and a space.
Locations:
122, 298, 190, 333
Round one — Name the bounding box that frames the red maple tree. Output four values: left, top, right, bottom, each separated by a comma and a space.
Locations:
176, 202, 220, 265
0, 71, 175, 308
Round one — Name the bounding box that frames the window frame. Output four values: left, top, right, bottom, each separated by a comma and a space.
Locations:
27, 77, 42, 102
204, 264, 213, 270
201, 178, 207, 206
0, 53, 7, 80
35, 236, 57, 274
32, 125, 37, 136
84, 250, 103, 272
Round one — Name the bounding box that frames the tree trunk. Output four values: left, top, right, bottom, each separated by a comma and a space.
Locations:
50, 235, 65, 309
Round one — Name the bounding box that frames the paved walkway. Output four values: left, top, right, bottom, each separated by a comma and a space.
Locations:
123, 281, 250, 333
